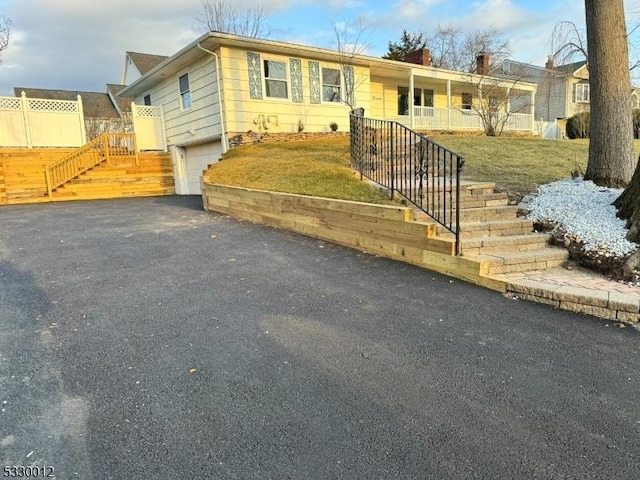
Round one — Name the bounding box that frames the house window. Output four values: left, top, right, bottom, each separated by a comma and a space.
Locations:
143, 94, 151, 106
461, 92, 473, 110
414, 88, 434, 107
398, 86, 409, 115
633, 93, 640, 109
575, 83, 590, 103
322, 67, 342, 102
179, 73, 191, 110
263, 60, 288, 99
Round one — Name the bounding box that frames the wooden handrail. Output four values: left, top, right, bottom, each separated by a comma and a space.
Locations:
45, 133, 138, 197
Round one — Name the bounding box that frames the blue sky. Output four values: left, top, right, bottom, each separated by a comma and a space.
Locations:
0, 0, 639, 95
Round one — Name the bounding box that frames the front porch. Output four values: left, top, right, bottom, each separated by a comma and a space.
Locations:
368, 61, 536, 134
403, 106, 533, 132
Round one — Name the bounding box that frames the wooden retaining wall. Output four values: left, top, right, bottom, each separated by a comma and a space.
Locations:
0, 148, 76, 203
201, 179, 506, 291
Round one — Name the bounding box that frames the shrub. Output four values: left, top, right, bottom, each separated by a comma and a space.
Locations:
566, 111, 590, 139
329, 122, 338, 132
633, 109, 640, 139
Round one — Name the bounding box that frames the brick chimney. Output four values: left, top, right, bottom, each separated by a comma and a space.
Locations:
476, 52, 490, 75
404, 48, 431, 66
545, 56, 554, 70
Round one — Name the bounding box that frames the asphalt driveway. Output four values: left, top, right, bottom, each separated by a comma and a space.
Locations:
1, 196, 639, 479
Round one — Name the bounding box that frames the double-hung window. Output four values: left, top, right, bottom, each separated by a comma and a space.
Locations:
322, 67, 342, 103
179, 73, 191, 110
575, 83, 590, 103
461, 92, 473, 110
264, 60, 288, 99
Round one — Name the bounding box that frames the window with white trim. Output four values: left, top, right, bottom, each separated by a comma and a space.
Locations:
263, 59, 288, 99
461, 92, 473, 110
575, 83, 590, 103
179, 73, 192, 110
322, 67, 342, 102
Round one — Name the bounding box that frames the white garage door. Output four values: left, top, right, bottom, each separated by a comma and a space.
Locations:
184, 142, 222, 195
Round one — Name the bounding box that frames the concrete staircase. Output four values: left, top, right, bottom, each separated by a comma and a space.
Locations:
416, 182, 569, 275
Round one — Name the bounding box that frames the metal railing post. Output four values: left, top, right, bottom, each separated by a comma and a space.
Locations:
389, 124, 394, 199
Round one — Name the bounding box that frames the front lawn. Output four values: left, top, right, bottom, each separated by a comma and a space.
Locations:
206, 135, 640, 201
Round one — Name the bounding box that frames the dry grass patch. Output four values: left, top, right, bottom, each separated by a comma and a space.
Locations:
206, 137, 394, 204
207, 135, 640, 200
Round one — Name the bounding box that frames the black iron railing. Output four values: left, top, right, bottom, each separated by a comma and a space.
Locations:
350, 110, 465, 255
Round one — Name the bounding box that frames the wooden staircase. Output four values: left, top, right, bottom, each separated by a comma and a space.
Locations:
50, 153, 174, 201
416, 182, 569, 275
0, 135, 174, 205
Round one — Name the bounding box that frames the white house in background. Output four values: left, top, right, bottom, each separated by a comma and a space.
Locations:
118, 31, 538, 195
121, 52, 169, 88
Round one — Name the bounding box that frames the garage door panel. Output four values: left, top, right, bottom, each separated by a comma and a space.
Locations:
184, 142, 221, 195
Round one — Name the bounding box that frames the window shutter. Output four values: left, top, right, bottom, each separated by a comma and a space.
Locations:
573, 83, 577, 103
309, 61, 321, 104
290, 59, 303, 103
247, 52, 263, 100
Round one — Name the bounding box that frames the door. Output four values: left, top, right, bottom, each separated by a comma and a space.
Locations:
182, 142, 222, 195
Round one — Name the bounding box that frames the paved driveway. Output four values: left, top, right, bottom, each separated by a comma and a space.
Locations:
1, 196, 639, 479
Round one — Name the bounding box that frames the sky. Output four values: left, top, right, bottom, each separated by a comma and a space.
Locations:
1, 0, 640, 96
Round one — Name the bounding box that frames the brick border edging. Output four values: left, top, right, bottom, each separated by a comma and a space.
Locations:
503, 279, 640, 325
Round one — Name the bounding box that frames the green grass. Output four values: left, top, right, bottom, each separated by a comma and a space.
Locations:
430, 135, 591, 193
206, 137, 394, 204
207, 135, 640, 201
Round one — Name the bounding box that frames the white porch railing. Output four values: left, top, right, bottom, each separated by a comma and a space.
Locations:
409, 106, 533, 132
0, 92, 87, 148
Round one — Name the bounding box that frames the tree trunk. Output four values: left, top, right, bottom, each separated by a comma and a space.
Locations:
583, 0, 635, 187
615, 165, 640, 242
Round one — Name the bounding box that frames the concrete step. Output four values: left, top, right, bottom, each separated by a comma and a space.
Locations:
451, 205, 520, 222
435, 218, 535, 238
460, 233, 552, 256
477, 248, 569, 275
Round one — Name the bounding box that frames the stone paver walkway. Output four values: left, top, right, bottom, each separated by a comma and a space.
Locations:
491, 266, 640, 325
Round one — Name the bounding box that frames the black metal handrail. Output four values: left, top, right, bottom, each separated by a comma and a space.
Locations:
350, 111, 465, 255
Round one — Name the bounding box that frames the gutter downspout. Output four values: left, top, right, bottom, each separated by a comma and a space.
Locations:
197, 43, 228, 153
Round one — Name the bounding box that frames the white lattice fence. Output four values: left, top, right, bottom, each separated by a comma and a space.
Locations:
0, 92, 86, 148
132, 103, 166, 151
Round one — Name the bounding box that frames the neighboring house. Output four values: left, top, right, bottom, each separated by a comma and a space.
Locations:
14, 86, 135, 139
495, 58, 588, 123
497, 57, 640, 123
118, 32, 537, 195
121, 51, 170, 87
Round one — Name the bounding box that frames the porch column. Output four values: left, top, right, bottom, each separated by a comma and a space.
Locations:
409, 70, 415, 129
530, 90, 536, 132
446, 79, 451, 130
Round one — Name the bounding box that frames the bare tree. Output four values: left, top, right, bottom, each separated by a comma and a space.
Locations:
332, 19, 372, 110
460, 70, 534, 136
195, 0, 270, 38
0, 15, 11, 60
550, 21, 588, 66
385, 25, 510, 72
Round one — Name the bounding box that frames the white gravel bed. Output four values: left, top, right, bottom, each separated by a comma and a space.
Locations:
526, 178, 638, 257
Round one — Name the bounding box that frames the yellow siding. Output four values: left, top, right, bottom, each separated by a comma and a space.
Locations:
369, 81, 384, 118
220, 46, 370, 133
